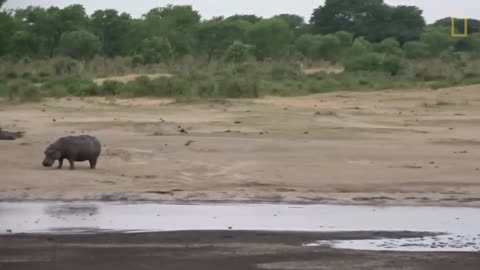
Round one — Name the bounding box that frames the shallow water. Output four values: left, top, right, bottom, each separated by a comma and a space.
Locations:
1, 202, 479, 252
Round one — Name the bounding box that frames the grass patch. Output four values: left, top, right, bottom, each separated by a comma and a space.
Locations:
42, 76, 98, 96
4, 80, 42, 103
3, 60, 480, 101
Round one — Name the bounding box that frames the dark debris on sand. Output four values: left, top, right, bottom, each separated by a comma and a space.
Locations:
0, 128, 25, 140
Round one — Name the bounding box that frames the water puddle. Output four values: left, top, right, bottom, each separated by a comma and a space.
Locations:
1, 202, 479, 252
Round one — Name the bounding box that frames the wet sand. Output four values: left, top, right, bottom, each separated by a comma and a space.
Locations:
1, 231, 480, 270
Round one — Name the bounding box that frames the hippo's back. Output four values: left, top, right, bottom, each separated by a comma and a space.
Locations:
57, 135, 101, 156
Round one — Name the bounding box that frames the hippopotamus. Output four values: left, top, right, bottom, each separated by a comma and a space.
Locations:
42, 135, 101, 170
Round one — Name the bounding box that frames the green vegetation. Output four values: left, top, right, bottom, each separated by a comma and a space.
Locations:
1, 0, 480, 102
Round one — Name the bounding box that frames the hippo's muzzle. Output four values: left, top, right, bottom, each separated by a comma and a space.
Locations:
42, 159, 54, 167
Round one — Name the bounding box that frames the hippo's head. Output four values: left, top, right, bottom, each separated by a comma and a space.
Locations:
43, 147, 61, 167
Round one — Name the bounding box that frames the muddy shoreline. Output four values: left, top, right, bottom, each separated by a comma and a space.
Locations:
1, 231, 479, 270
1, 198, 479, 209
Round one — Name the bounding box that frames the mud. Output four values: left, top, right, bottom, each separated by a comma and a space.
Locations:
1, 231, 480, 270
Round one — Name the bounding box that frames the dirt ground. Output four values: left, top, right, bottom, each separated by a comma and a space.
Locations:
1, 85, 480, 206
1, 231, 479, 270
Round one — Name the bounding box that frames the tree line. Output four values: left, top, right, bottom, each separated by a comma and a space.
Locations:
1, 0, 480, 67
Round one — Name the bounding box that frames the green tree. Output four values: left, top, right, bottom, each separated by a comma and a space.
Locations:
144, 5, 201, 57
197, 19, 249, 62
344, 52, 383, 71
310, 0, 383, 34
136, 37, 173, 64
90, 9, 134, 57
374, 38, 403, 56
310, 0, 425, 43
0, 11, 16, 55
14, 5, 88, 56
348, 37, 373, 55
455, 33, 480, 53
384, 6, 426, 43
58, 4, 89, 31
312, 34, 341, 61
226, 15, 261, 24
247, 18, 292, 60
295, 34, 316, 57
382, 55, 405, 75
335, 31, 354, 47
403, 41, 430, 59
57, 30, 101, 60
273, 14, 307, 36
10, 31, 38, 57
420, 27, 454, 56
224, 41, 255, 64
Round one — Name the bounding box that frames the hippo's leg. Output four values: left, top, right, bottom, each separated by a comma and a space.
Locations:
57, 158, 64, 169
89, 158, 97, 169
68, 159, 75, 170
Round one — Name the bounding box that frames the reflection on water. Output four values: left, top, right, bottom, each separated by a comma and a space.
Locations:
1, 202, 479, 252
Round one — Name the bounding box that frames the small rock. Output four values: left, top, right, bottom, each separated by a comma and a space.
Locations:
228, 226, 232, 230
304, 131, 309, 135
429, 161, 435, 164
41, 109, 46, 112
259, 132, 264, 135
224, 130, 232, 133
52, 118, 56, 122
185, 140, 195, 146
6, 229, 12, 233
449, 128, 454, 130
179, 129, 188, 134
234, 121, 242, 124
283, 108, 288, 110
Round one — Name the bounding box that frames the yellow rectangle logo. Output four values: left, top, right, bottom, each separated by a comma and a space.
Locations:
451, 17, 468, 37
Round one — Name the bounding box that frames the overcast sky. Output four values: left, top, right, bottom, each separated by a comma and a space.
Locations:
3, 0, 479, 23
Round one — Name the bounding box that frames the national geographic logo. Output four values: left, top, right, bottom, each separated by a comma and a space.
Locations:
451, 17, 468, 37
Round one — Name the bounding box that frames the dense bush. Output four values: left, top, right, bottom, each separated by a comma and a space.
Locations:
344, 53, 384, 71
216, 74, 259, 98
42, 77, 98, 96
99, 80, 122, 95
4, 80, 42, 102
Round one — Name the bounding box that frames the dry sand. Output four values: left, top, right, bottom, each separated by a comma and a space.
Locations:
1, 85, 480, 206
